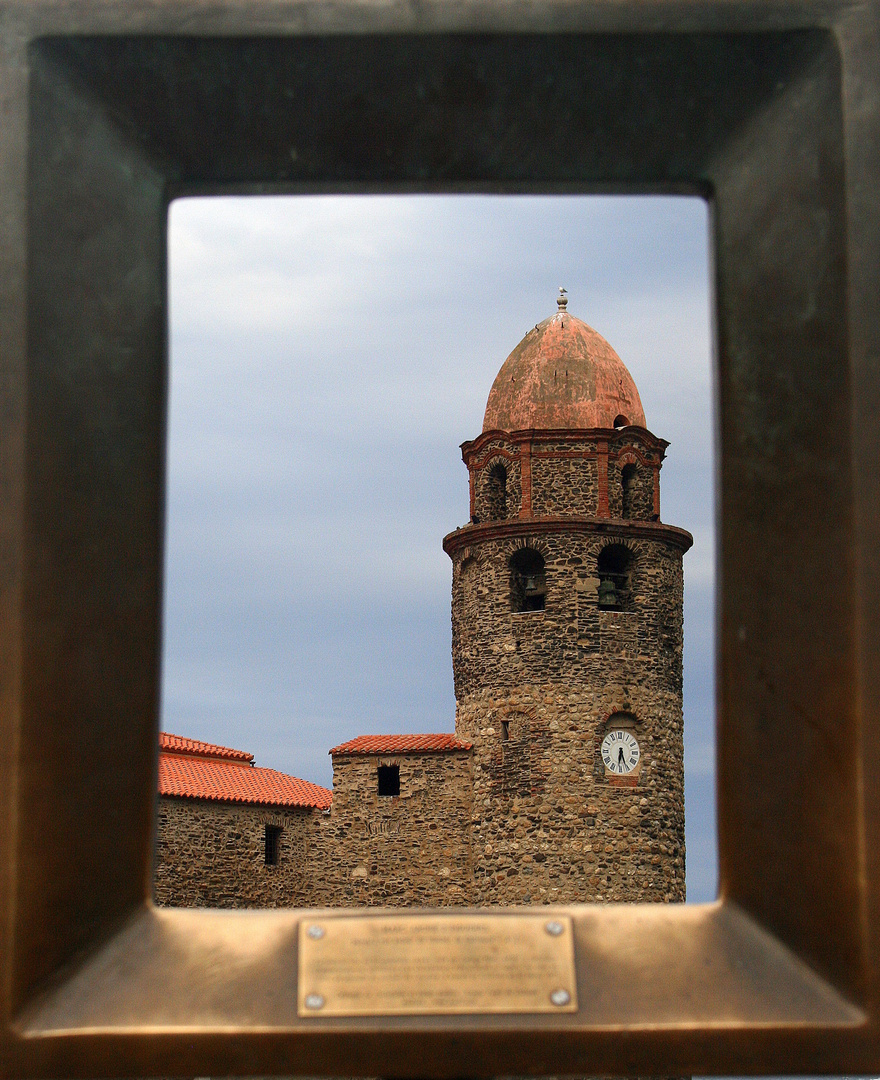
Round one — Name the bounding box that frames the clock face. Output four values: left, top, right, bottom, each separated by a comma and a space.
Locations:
601, 729, 640, 775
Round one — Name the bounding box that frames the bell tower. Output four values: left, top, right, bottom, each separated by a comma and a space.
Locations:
443, 290, 693, 905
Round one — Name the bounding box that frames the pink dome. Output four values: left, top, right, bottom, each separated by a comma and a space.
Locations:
483, 297, 646, 432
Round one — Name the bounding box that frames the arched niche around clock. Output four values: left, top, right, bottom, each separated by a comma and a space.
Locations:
597, 712, 643, 784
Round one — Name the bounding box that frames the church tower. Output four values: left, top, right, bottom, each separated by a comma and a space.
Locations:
443, 290, 692, 906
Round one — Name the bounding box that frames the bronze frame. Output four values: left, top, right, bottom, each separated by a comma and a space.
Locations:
1, 2, 879, 1076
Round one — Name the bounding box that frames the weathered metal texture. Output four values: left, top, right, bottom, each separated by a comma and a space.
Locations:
0, 2, 879, 1078
483, 308, 647, 432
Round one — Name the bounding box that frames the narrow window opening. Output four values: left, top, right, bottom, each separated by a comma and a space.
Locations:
501, 720, 510, 741
264, 824, 282, 866
378, 764, 400, 797
486, 461, 508, 520
597, 544, 633, 611
621, 463, 638, 519
510, 548, 546, 612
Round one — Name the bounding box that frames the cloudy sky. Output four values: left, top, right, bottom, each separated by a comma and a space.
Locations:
163, 194, 717, 903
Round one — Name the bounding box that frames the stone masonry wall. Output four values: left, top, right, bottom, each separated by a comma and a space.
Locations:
449, 527, 686, 905
451, 532, 684, 698
457, 687, 684, 905
155, 797, 315, 907
300, 750, 473, 907
155, 752, 474, 909
530, 454, 599, 517
466, 431, 665, 525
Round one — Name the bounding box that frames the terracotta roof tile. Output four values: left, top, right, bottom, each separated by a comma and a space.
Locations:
159, 753, 332, 809
160, 731, 254, 763
329, 733, 472, 755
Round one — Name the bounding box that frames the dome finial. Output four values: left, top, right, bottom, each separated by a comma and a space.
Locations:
557, 287, 568, 311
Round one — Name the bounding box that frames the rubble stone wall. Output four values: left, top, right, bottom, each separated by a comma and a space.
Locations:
467, 433, 665, 525
156, 753, 474, 909
530, 454, 599, 517
302, 750, 473, 907
449, 527, 686, 905
154, 797, 314, 907
456, 686, 685, 905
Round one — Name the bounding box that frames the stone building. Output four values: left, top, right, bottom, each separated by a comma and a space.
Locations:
155, 292, 692, 908
154, 732, 331, 908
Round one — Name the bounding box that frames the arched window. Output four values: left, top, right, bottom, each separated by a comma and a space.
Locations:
510, 548, 546, 612
485, 461, 508, 520
613, 414, 629, 429
597, 544, 632, 611
621, 463, 638, 519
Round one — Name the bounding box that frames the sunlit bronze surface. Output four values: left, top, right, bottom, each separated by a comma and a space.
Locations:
0, 1, 879, 1076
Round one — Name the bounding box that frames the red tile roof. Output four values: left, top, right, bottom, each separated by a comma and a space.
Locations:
329, 733, 473, 755
158, 732, 331, 809
159, 731, 254, 763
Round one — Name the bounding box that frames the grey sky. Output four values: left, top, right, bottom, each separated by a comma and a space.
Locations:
163, 193, 716, 903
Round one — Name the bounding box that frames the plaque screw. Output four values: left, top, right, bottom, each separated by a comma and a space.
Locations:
304, 993, 325, 1010
307, 925, 325, 939
545, 920, 564, 936
550, 989, 571, 1007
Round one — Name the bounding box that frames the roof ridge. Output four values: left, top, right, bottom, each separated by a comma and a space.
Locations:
329, 733, 473, 755
159, 731, 255, 763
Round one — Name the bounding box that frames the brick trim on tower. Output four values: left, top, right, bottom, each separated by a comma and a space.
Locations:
444, 516, 693, 557
597, 437, 610, 516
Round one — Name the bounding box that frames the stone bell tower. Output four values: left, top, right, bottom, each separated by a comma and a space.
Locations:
443, 290, 692, 906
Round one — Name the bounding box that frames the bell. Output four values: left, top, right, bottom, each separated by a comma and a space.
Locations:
523, 574, 538, 594
598, 577, 618, 609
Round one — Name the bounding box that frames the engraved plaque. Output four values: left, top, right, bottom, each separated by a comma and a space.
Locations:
298, 913, 577, 1016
